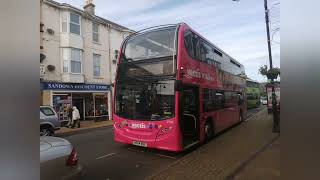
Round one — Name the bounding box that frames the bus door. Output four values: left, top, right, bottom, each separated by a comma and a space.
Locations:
180, 85, 200, 148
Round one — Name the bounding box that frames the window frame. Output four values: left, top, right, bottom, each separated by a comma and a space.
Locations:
69, 13, 81, 35
93, 54, 101, 77
63, 48, 82, 74
70, 48, 82, 74
92, 22, 99, 42
63, 48, 69, 73
61, 12, 68, 33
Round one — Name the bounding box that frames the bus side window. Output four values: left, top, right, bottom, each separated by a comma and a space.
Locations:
193, 34, 201, 61
203, 88, 215, 112
215, 91, 225, 110
184, 30, 195, 59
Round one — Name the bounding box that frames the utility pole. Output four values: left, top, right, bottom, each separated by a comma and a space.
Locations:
264, 0, 279, 133
233, 0, 280, 132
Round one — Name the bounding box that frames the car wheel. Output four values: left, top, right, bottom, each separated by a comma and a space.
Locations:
40, 126, 53, 136
204, 121, 213, 142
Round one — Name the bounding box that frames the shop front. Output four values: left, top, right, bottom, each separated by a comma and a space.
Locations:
41, 82, 111, 125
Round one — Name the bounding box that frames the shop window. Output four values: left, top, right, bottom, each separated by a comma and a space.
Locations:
52, 94, 72, 122
85, 96, 94, 117
85, 94, 108, 119
94, 95, 108, 117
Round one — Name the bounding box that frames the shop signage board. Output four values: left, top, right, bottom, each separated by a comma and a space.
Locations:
41, 82, 110, 91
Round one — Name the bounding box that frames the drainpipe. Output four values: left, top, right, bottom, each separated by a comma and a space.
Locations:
107, 24, 112, 120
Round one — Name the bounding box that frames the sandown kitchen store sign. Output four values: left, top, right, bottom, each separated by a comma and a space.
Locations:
41, 82, 110, 91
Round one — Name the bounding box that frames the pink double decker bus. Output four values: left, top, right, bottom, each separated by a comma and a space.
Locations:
113, 23, 247, 152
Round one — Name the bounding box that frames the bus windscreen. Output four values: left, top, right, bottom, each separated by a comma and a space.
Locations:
123, 27, 176, 62
115, 80, 175, 121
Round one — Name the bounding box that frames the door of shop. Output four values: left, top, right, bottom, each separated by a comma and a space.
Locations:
73, 98, 84, 120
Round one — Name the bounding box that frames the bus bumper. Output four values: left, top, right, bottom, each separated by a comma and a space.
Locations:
113, 125, 182, 152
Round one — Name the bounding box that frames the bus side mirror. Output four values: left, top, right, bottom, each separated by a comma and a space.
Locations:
175, 80, 182, 92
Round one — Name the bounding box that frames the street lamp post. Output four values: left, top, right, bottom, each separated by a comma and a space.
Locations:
233, 0, 280, 132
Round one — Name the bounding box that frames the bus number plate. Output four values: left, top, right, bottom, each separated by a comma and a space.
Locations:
132, 141, 147, 147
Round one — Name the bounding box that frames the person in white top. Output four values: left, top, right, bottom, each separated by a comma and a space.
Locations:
72, 106, 81, 128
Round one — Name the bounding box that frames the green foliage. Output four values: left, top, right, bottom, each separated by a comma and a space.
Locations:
259, 65, 280, 79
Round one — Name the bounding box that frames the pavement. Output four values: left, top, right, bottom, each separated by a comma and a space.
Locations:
232, 138, 280, 180
55, 120, 113, 136
146, 107, 279, 180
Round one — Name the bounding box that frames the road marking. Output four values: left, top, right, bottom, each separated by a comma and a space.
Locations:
155, 154, 177, 159
96, 153, 116, 160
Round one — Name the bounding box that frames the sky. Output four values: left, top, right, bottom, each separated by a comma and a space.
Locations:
58, 0, 280, 82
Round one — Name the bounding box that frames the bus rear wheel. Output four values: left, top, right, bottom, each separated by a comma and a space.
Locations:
239, 111, 244, 123
204, 121, 213, 142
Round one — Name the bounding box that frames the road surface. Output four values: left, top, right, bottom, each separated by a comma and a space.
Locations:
65, 106, 265, 180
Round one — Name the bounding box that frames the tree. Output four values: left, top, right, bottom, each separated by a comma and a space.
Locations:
259, 65, 280, 79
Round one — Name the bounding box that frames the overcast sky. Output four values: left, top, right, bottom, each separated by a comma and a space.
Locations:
59, 0, 280, 82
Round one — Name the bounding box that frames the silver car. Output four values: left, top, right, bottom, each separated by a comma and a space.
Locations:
40, 136, 84, 180
40, 106, 61, 136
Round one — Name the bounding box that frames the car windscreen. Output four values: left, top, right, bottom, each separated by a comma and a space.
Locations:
40, 107, 55, 116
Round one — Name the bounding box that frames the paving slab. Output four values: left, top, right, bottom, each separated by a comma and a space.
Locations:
146, 108, 279, 180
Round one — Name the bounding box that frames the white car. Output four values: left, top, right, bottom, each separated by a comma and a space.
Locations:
260, 97, 267, 105
40, 136, 84, 180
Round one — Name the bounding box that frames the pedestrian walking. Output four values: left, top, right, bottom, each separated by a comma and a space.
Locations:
72, 106, 81, 128
66, 104, 73, 128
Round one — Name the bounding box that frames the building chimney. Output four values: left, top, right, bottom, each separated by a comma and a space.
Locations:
84, 0, 95, 15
